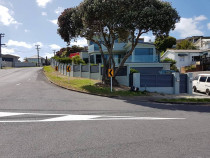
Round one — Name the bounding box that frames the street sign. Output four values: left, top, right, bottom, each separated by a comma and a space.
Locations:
55, 66, 58, 71
67, 66, 71, 72
108, 69, 114, 77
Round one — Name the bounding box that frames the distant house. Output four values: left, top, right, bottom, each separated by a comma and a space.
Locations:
27, 55, 45, 66
161, 49, 210, 71
177, 36, 210, 50
88, 38, 170, 74
1, 54, 20, 67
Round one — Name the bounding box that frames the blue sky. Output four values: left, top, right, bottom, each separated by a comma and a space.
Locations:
0, 0, 210, 61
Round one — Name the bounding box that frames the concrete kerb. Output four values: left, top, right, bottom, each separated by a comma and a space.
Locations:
42, 69, 118, 99
42, 69, 210, 105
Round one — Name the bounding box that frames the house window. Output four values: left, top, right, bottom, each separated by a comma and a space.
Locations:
180, 56, 185, 62
90, 55, 94, 63
96, 55, 101, 64
192, 56, 200, 61
134, 48, 153, 55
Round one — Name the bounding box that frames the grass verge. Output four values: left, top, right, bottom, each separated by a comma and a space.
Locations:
43, 66, 147, 97
159, 98, 210, 103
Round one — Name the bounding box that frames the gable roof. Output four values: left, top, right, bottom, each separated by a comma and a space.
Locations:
2, 54, 20, 59
166, 49, 208, 53
27, 55, 44, 59
161, 49, 209, 58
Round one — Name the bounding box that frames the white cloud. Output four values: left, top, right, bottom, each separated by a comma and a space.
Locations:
24, 29, 30, 33
7, 40, 32, 49
174, 15, 207, 38
55, 7, 64, 15
44, 52, 54, 59
2, 47, 15, 54
194, 15, 207, 21
70, 38, 88, 47
41, 12, 47, 16
0, 5, 21, 26
207, 23, 210, 30
49, 44, 61, 50
36, 0, 52, 8
49, 19, 57, 25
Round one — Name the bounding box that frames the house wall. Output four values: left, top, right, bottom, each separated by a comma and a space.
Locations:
15, 62, 36, 67
162, 51, 207, 70
27, 58, 45, 65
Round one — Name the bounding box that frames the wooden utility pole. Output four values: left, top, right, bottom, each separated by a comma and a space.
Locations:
35, 45, 41, 66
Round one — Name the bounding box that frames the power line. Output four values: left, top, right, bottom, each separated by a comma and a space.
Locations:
35, 45, 41, 67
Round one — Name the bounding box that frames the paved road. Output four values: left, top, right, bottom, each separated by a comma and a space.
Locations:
0, 68, 210, 158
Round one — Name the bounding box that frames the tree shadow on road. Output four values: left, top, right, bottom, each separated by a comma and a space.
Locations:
122, 98, 210, 113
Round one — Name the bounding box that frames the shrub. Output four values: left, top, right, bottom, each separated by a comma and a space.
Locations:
161, 57, 179, 72
72, 55, 85, 64
130, 68, 139, 74
52, 56, 72, 64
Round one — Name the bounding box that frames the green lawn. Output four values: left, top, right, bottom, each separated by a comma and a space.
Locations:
43, 66, 147, 96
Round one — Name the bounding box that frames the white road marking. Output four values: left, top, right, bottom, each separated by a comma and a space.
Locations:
0, 112, 25, 117
0, 112, 186, 123
16, 83, 21, 86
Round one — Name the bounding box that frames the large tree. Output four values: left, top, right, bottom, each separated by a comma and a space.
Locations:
57, 0, 180, 84
176, 40, 196, 50
55, 45, 84, 57
155, 36, 176, 52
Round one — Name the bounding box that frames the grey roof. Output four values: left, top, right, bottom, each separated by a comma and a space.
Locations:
166, 49, 208, 53
2, 54, 20, 58
28, 55, 44, 59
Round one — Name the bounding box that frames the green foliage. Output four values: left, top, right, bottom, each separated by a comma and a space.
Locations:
57, 0, 180, 82
155, 36, 176, 52
161, 57, 178, 72
176, 40, 196, 50
52, 56, 72, 64
57, 8, 83, 44
130, 68, 139, 74
185, 65, 196, 71
55, 45, 84, 57
72, 55, 85, 64
90, 64, 98, 66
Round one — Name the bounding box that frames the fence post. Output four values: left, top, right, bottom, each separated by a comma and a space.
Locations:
71, 63, 74, 77
80, 63, 82, 77
126, 65, 130, 87
133, 73, 140, 89
187, 73, 193, 95
172, 72, 180, 94
99, 63, 102, 80
89, 63, 91, 79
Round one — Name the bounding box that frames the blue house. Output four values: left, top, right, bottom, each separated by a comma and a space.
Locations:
88, 38, 170, 74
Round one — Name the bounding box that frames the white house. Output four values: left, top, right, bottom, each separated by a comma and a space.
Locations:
161, 49, 209, 71
194, 38, 210, 50
27, 55, 45, 66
